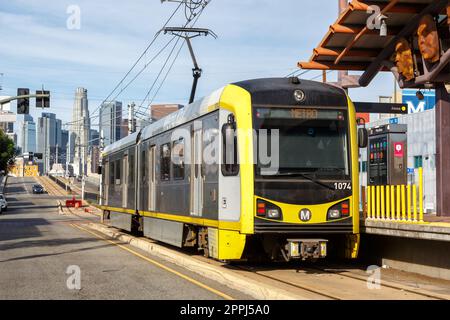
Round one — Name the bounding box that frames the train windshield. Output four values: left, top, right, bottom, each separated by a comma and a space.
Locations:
254, 107, 350, 179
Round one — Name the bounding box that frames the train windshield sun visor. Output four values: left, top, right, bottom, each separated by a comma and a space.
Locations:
253, 107, 350, 180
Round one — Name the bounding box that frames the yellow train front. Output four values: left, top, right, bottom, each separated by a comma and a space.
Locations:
99, 77, 360, 262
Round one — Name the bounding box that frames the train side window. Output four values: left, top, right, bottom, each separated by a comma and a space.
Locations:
173, 138, 185, 180
221, 121, 239, 176
129, 154, 135, 185
161, 143, 171, 181
115, 160, 121, 185
109, 161, 115, 185
141, 149, 147, 181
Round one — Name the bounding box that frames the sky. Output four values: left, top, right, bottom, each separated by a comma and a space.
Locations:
0, 0, 398, 129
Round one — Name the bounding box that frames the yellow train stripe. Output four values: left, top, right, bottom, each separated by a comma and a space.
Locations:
70, 223, 234, 300
96, 205, 242, 231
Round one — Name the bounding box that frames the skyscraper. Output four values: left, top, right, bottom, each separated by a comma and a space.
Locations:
18, 114, 36, 154
99, 101, 122, 146
36, 113, 62, 174
70, 88, 90, 177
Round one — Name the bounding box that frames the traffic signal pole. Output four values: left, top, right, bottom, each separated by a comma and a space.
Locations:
0, 93, 50, 112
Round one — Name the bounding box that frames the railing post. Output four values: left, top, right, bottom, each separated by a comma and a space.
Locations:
381, 186, 385, 220
376, 186, 381, 220
362, 186, 367, 218
367, 186, 371, 219
386, 185, 391, 220
407, 184, 411, 222
419, 167, 424, 222
372, 186, 376, 220
396, 185, 401, 220
391, 185, 395, 221
401, 185, 406, 221
413, 184, 418, 222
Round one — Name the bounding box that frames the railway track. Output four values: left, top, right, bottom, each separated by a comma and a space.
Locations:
304, 265, 449, 300
233, 264, 342, 300
232, 263, 448, 300
36, 176, 66, 197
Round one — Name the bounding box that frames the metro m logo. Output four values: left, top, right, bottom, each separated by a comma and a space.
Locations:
406, 101, 425, 114
299, 209, 312, 222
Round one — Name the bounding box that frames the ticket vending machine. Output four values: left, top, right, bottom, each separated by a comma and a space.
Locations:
368, 124, 407, 186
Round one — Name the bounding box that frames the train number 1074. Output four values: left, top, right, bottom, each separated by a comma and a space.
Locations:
334, 182, 352, 190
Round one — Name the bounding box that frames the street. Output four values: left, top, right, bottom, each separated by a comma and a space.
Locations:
0, 177, 250, 300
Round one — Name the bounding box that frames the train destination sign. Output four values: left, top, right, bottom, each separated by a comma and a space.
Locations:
255, 108, 345, 120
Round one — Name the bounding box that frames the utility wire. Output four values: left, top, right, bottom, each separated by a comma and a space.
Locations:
64, 1, 183, 127
83, 0, 211, 131
285, 68, 312, 78
135, 40, 186, 121
308, 70, 332, 81
134, 0, 210, 119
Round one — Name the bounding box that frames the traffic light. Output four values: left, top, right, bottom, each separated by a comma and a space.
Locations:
36, 90, 50, 108
17, 88, 30, 114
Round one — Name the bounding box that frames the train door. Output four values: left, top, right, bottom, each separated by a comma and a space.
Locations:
148, 145, 156, 211
190, 125, 203, 216
122, 154, 128, 208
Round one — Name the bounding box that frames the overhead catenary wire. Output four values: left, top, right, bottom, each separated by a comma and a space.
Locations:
133, 0, 211, 120
135, 40, 186, 121
308, 70, 333, 81
73, 0, 211, 133
64, 1, 183, 128
68, 0, 211, 132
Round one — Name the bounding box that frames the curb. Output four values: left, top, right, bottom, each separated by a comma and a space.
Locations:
85, 222, 307, 300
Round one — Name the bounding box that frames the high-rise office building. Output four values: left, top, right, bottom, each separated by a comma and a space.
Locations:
17, 114, 36, 154
36, 113, 63, 174
70, 88, 90, 177
99, 101, 122, 146
60, 129, 69, 170
90, 129, 99, 147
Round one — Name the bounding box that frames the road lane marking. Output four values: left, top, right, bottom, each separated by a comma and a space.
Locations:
69, 223, 234, 300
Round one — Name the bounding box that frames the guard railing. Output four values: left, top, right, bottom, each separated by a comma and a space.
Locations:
364, 168, 424, 223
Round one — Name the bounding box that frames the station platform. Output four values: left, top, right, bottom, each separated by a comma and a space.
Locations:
361, 218, 450, 242
360, 217, 450, 281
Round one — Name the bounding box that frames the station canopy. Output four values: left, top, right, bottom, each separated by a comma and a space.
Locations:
298, 0, 450, 89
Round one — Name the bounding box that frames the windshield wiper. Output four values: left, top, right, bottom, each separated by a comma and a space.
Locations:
273, 171, 335, 190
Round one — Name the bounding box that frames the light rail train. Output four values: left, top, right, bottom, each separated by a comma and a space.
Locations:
98, 77, 366, 261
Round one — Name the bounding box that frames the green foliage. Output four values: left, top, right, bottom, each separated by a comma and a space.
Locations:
0, 130, 15, 172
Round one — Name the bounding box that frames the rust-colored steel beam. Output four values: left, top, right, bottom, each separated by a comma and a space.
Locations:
314, 46, 380, 58
330, 23, 402, 36
349, 0, 426, 15
335, 0, 400, 65
298, 61, 370, 70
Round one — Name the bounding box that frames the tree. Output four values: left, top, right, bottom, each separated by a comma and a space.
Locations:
0, 130, 15, 172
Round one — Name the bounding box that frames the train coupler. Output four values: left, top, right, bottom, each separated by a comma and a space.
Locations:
284, 239, 328, 261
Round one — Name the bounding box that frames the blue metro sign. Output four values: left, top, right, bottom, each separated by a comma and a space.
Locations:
402, 89, 436, 114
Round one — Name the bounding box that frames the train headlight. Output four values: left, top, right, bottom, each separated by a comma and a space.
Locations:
327, 200, 350, 220
256, 200, 283, 220
328, 209, 341, 219
267, 209, 281, 219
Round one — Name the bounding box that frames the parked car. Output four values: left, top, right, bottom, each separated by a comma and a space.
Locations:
0, 194, 7, 211
32, 184, 45, 194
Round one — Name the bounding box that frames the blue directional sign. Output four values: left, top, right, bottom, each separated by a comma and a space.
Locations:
402, 89, 435, 114
389, 118, 399, 124
407, 168, 415, 174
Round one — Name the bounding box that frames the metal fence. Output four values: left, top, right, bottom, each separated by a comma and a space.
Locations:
364, 168, 424, 223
